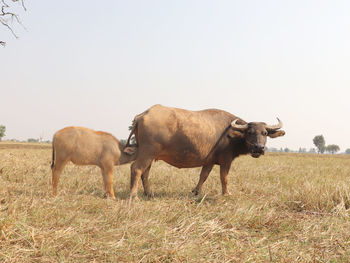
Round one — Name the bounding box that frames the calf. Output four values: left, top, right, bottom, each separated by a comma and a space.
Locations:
51, 126, 137, 198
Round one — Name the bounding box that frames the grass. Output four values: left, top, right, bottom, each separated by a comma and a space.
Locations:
1, 143, 350, 262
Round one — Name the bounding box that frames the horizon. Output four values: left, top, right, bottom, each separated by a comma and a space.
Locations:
0, 129, 346, 154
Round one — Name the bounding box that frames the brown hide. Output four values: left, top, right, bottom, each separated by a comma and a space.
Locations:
126, 104, 285, 197
51, 126, 137, 198
130, 105, 243, 168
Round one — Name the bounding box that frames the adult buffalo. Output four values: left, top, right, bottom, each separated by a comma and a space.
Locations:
125, 104, 285, 198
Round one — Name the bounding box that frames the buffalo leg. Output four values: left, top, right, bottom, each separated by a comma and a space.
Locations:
192, 164, 214, 195
141, 164, 152, 197
220, 163, 232, 196
101, 165, 115, 199
51, 160, 67, 196
130, 158, 154, 198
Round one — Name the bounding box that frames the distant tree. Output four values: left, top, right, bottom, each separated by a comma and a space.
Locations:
325, 144, 340, 154
284, 148, 290, 153
127, 124, 136, 145
27, 138, 39, 143
119, 139, 127, 145
298, 147, 306, 153
313, 135, 326, 154
0, 0, 26, 46
309, 148, 316, 154
0, 125, 6, 141
268, 147, 278, 152
345, 149, 350, 155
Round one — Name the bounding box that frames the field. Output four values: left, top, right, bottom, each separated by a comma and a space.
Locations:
1, 143, 350, 262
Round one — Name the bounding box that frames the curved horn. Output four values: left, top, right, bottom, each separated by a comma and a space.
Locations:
231, 119, 248, 131
265, 118, 283, 131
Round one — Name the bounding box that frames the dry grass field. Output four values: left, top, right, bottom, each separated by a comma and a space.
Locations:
1, 142, 350, 262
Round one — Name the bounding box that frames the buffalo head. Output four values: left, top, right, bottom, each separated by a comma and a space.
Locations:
230, 118, 285, 158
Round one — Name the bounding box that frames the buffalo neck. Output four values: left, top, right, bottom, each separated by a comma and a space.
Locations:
230, 137, 250, 158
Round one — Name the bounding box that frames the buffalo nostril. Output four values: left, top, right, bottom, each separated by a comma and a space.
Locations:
254, 145, 265, 152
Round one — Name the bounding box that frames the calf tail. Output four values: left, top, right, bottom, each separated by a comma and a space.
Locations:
51, 142, 55, 169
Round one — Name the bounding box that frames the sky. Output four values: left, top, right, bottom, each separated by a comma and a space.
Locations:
1, 0, 350, 151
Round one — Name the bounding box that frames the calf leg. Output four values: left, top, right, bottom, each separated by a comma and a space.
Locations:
220, 163, 232, 196
51, 160, 67, 196
192, 164, 214, 195
101, 165, 115, 199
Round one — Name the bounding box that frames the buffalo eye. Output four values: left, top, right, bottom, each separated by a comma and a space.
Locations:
262, 131, 268, 136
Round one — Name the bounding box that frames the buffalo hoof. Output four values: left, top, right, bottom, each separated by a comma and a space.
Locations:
222, 192, 232, 196
144, 191, 154, 198
128, 194, 139, 204
103, 193, 116, 200
192, 188, 200, 196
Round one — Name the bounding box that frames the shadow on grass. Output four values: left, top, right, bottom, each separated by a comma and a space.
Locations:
73, 184, 228, 206
76, 186, 105, 199
113, 189, 224, 206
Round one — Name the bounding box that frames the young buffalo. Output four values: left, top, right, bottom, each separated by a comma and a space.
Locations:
51, 126, 137, 199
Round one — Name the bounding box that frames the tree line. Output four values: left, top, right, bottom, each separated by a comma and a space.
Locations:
0, 125, 51, 143
1, 124, 350, 154
313, 135, 341, 154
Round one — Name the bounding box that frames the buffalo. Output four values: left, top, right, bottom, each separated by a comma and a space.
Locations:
125, 104, 285, 198
51, 126, 137, 198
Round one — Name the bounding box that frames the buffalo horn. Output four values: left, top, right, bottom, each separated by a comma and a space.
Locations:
231, 119, 248, 131
265, 118, 283, 131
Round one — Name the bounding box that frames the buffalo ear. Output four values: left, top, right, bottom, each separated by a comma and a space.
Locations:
228, 130, 244, 139
268, 130, 285, 138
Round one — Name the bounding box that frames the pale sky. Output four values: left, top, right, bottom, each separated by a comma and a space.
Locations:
1, 0, 350, 151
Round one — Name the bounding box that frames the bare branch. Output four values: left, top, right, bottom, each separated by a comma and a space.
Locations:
8, 0, 26, 11
0, 17, 18, 38
1, 0, 26, 45
1, 0, 22, 24
20, 0, 26, 11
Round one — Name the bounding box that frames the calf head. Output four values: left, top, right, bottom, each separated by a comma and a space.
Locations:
230, 118, 285, 158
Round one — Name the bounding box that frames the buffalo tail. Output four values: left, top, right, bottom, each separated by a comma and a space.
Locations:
51, 143, 55, 169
